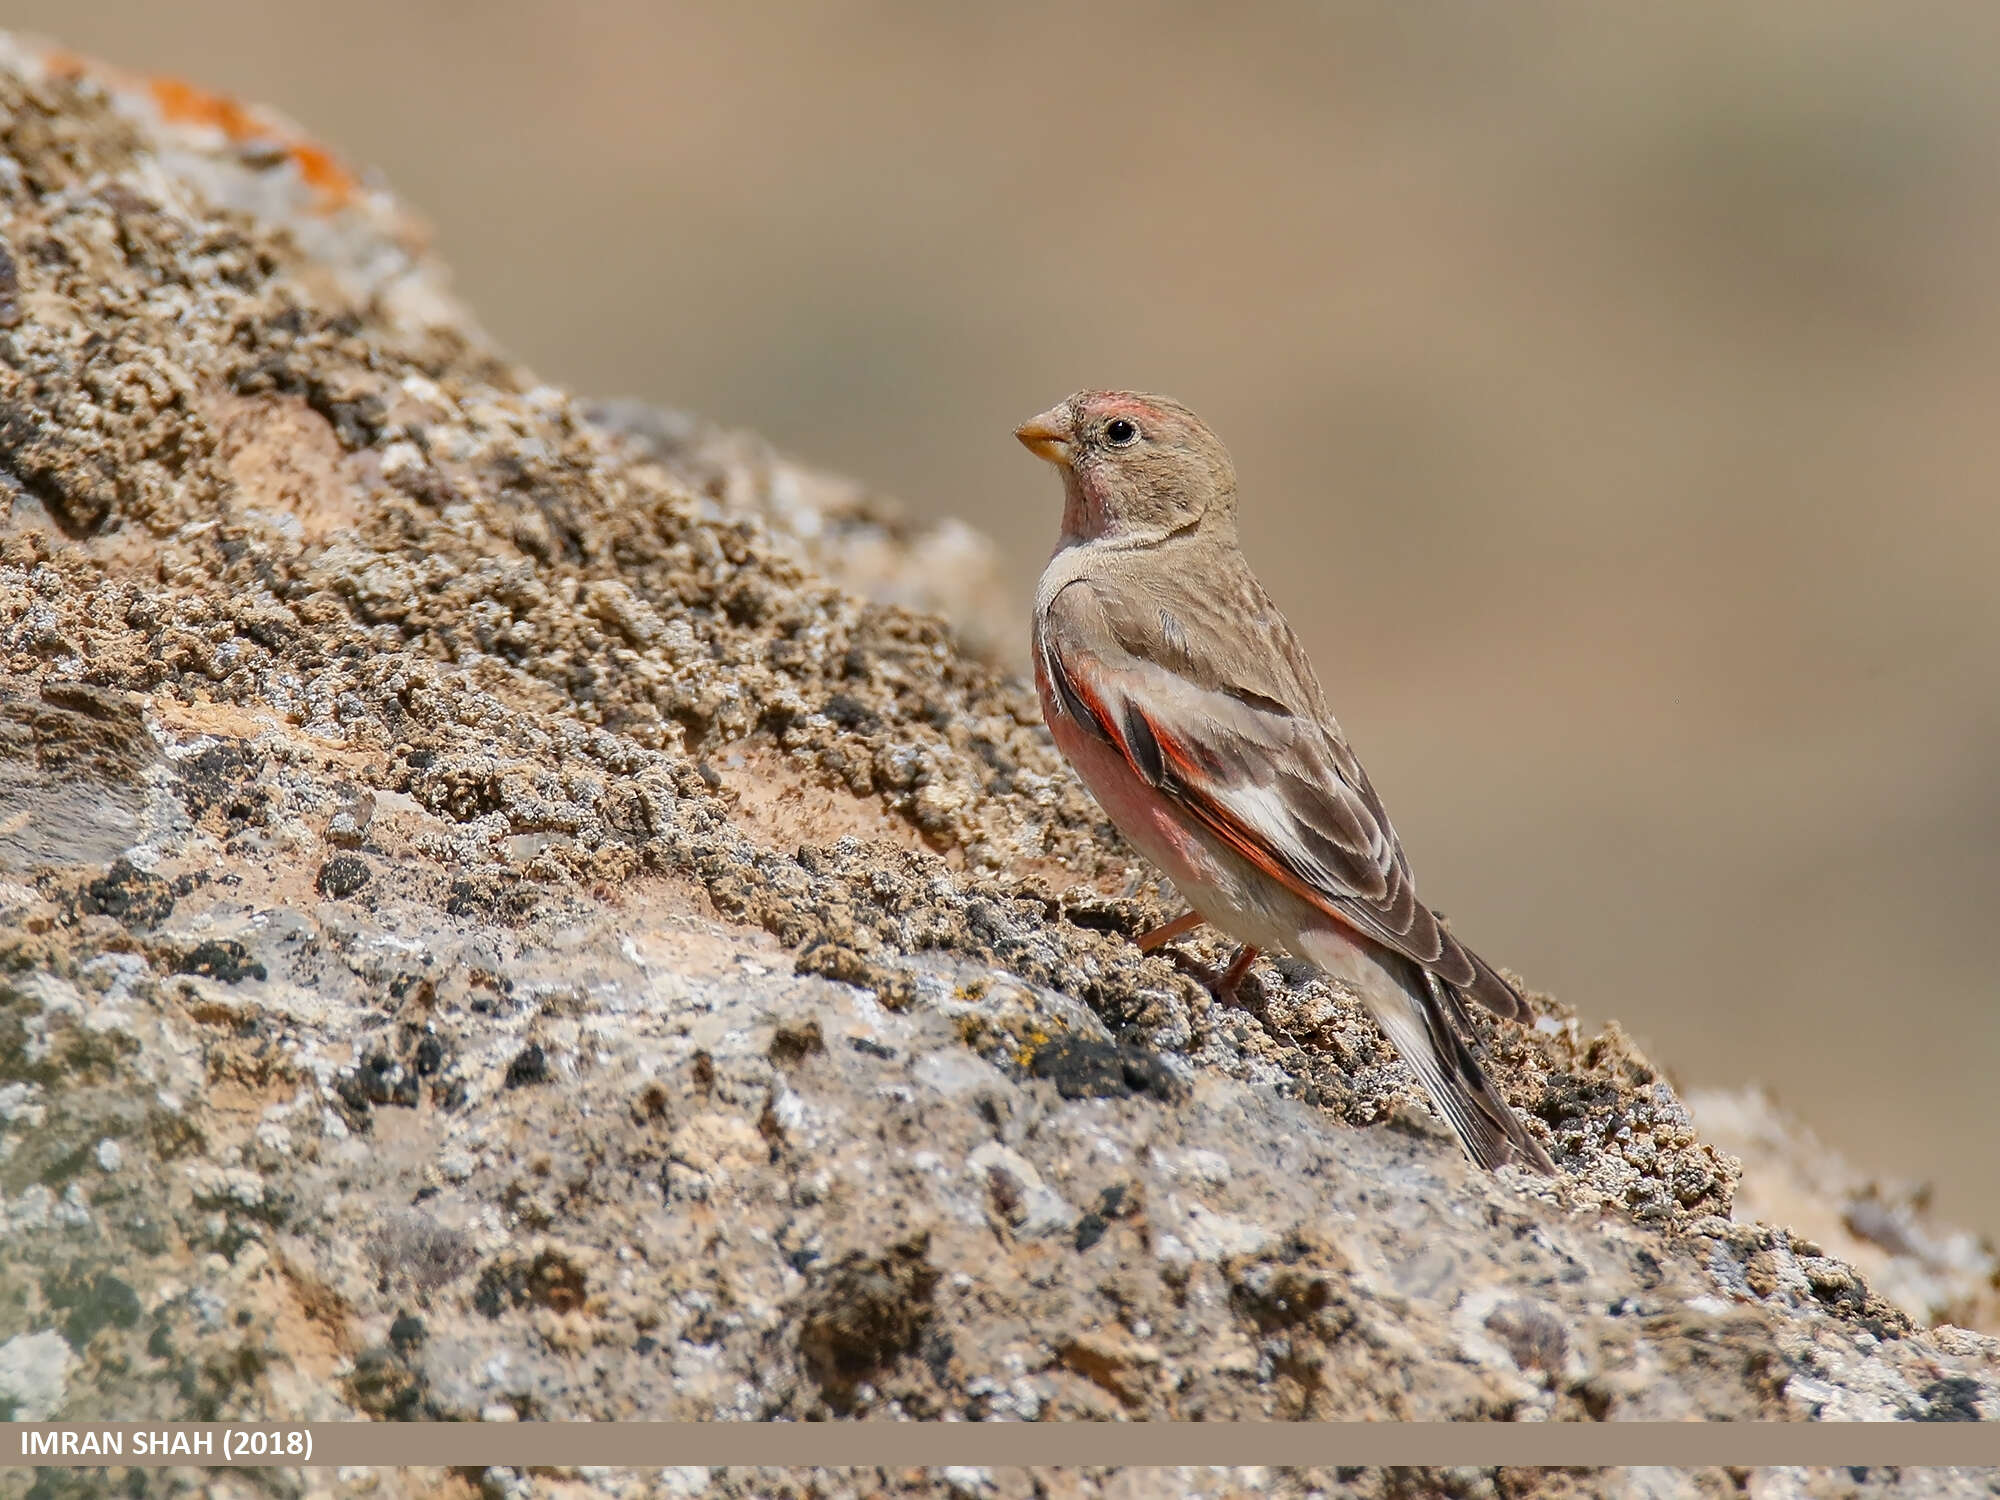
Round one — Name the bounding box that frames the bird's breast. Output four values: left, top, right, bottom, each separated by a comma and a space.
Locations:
1032, 637, 1222, 894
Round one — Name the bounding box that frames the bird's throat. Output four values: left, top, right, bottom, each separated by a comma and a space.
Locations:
1057, 469, 1109, 550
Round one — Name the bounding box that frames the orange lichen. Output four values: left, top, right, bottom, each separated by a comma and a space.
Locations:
146, 74, 360, 207
285, 141, 357, 200
38, 47, 90, 80
148, 75, 260, 139
16, 41, 360, 212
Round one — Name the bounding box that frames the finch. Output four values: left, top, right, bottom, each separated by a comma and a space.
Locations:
1018, 391, 1555, 1175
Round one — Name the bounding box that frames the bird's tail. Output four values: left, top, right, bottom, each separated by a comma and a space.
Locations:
1304, 936, 1556, 1175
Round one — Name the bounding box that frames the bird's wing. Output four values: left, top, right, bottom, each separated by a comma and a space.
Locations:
1039, 572, 1525, 1020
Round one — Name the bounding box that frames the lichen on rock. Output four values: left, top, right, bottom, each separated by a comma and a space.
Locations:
0, 35, 1995, 1500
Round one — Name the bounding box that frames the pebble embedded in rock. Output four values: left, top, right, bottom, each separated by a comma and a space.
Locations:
316, 853, 373, 900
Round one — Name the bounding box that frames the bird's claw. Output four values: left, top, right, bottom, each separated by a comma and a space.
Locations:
1162, 943, 1261, 1007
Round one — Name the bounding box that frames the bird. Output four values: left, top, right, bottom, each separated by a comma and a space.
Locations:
1016, 390, 1556, 1175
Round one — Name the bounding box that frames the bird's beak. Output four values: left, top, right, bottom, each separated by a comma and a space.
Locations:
1014, 406, 1075, 467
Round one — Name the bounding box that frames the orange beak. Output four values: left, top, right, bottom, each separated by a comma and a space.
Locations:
1014, 406, 1075, 467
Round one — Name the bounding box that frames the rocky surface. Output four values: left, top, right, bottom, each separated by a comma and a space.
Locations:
580, 398, 1012, 663
1690, 1088, 2000, 1337
0, 35, 1995, 1500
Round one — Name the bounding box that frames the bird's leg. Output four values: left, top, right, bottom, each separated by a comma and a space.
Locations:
1131, 911, 1260, 1006
1200, 946, 1309, 1061
1134, 910, 1202, 952
1213, 944, 1260, 1005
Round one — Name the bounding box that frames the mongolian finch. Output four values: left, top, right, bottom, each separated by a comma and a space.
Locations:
1018, 390, 1555, 1174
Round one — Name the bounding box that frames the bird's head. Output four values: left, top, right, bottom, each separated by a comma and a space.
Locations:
1015, 391, 1238, 548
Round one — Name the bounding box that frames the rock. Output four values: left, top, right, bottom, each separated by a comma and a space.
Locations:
1690, 1087, 2000, 1332
0, 1329, 73, 1421
0, 34, 1994, 1500
584, 399, 1014, 661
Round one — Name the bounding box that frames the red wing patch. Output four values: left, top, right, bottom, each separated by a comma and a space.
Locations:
1112, 698, 1377, 944
1042, 637, 1124, 751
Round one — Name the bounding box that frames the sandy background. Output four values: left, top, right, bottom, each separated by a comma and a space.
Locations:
14, 1, 1997, 1236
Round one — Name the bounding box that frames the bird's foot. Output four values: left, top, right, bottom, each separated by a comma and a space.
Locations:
1131, 912, 1261, 1006
1165, 943, 1263, 1008
1207, 944, 1261, 1006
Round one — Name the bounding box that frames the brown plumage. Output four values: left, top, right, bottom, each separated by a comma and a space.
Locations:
1020, 389, 1554, 1174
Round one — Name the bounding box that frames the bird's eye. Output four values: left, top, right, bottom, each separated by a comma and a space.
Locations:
1104, 418, 1139, 446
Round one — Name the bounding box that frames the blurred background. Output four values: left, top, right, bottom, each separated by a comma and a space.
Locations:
15, 1, 1997, 1235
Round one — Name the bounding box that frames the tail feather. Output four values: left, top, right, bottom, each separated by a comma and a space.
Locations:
1457, 942, 1529, 1022
1306, 935, 1556, 1175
